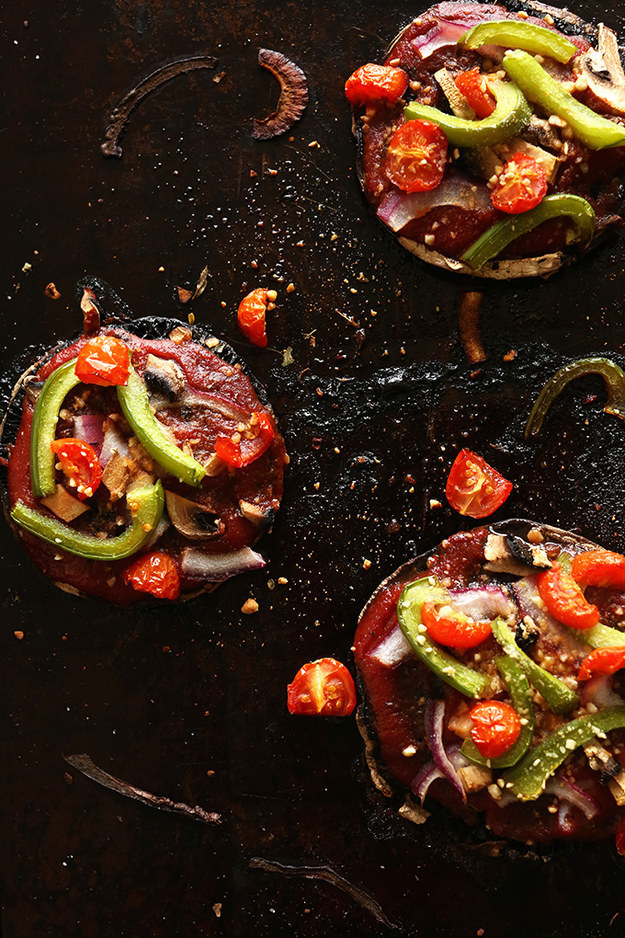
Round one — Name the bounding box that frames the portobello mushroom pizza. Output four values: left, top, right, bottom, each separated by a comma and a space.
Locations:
346, 2, 625, 278
355, 520, 625, 850
4, 287, 287, 603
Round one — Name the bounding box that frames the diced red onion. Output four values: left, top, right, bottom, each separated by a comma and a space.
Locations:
425, 699, 467, 802
448, 586, 513, 621
546, 776, 600, 821
370, 621, 413, 667
412, 21, 470, 59
582, 674, 625, 710
411, 742, 468, 803
99, 421, 130, 469
73, 414, 105, 453
377, 177, 493, 233
181, 546, 265, 582
144, 514, 170, 549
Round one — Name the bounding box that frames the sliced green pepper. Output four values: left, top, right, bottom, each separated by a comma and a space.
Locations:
11, 480, 164, 560
572, 622, 625, 649
461, 193, 595, 270
462, 656, 535, 768
117, 367, 206, 487
491, 617, 579, 713
503, 706, 625, 800
458, 20, 576, 64
30, 359, 81, 497
404, 79, 531, 147
525, 357, 625, 440
397, 577, 491, 698
503, 49, 625, 149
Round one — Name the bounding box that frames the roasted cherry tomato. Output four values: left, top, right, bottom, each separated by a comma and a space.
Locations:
491, 153, 548, 215
578, 646, 625, 681
50, 437, 102, 500
215, 412, 275, 469
237, 288, 274, 348
537, 562, 600, 630
123, 551, 181, 600
385, 119, 448, 193
469, 700, 521, 759
345, 63, 409, 107
572, 550, 625, 590
74, 335, 130, 387
287, 657, 357, 716
454, 68, 495, 118
421, 601, 492, 650
445, 449, 513, 519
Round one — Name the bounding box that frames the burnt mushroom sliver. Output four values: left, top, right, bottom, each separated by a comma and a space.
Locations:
3, 287, 287, 604
354, 520, 625, 849
348, 1, 625, 278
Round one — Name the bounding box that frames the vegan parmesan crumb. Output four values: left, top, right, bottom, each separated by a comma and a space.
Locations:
241, 598, 259, 615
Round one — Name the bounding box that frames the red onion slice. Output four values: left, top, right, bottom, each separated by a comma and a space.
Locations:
411, 742, 468, 802
546, 776, 600, 821
370, 621, 413, 667
412, 21, 470, 59
377, 177, 493, 233
425, 699, 467, 802
72, 414, 105, 453
582, 674, 625, 710
181, 546, 265, 582
448, 586, 513, 621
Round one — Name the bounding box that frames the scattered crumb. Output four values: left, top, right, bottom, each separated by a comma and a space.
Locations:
503, 349, 517, 362
177, 286, 193, 304
429, 499, 442, 510
363, 559, 372, 570
213, 71, 226, 83
212, 903, 222, 918
277, 577, 288, 585
14, 631, 24, 640
286, 282, 295, 293
241, 598, 259, 615
44, 282, 60, 300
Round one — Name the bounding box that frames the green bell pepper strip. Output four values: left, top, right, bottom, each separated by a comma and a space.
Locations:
397, 577, 491, 698
30, 359, 81, 497
502, 707, 625, 800
462, 655, 536, 768
491, 617, 579, 713
503, 49, 625, 149
11, 480, 164, 560
458, 20, 577, 64
461, 193, 596, 270
404, 79, 531, 147
571, 622, 625, 649
525, 357, 625, 440
116, 367, 206, 487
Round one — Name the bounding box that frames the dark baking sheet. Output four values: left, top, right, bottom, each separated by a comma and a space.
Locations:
2, 0, 625, 935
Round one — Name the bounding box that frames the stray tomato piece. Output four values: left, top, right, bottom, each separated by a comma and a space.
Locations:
214, 411, 275, 469
572, 550, 625, 590
491, 153, 548, 215
237, 288, 272, 348
385, 119, 448, 193
445, 449, 513, 519
454, 68, 496, 119
287, 657, 357, 716
123, 551, 181, 600
469, 700, 521, 759
578, 646, 625, 682
50, 438, 102, 500
74, 335, 130, 387
345, 63, 409, 107
537, 562, 600, 630
421, 601, 492, 650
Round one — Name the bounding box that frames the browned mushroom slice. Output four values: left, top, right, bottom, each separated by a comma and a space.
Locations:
239, 499, 272, 524
164, 490, 224, 539
252, 49, 309, 140
578, 25, 625, 116
143, 354, 186, 404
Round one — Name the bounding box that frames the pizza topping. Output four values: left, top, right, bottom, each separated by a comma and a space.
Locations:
180, 546, 266, 582
537, 562, 600, 630
421, 601, 492, 649
345, 63, 409, 107
445, 449, 513, 519
578, 647, 625, 682
462, 657, 535, 768
214, 412, 275, 468
164, 490, 223, 539
385, 119, 447, 193
578, 25, 625, 118
287, 658, 357, 716
572, 550, 625, 590
458, 19, 577, 64
453, 69, 495, 119
50, 438, 102, 500
252, 48, 308, 141
30, 359, 82, 497
424, 698, 467, 801
75, 336, 130, 387
490, 153, 548, 214
237, 288, 274, 348
468, 700, 522, 759
123, 550, 181, 600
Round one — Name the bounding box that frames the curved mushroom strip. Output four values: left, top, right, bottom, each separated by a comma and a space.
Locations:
252, 49, 309, 140
164, 490, 224, 539
578, 25, 625, 116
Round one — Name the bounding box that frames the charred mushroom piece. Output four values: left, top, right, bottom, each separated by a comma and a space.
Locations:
522, 114, 563, 150
484, 533, 551, 574
239, 499, 273, 525
578, 25, 625, 117
515, 615, 540, 651
508, 534, 551, 570
143, 354, 186, 404
434, 68, 475, 119
253, 49, 309, 140
164, 490, 223, 539
584, 739, 624, 785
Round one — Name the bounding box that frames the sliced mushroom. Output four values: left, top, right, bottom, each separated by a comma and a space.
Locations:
239, 499, 272, 525
523, 114, 563, 150
584, 739, 623, 785
143, 354, 186, 404
164, 490, 223, 539
102, 450, 131, 502
434, 67, 475, 119
457, 764, 492, 793
578, 25, 625, 117
41, 484, 90, 522
483, 533, 551, 575
398, 796, 430, 826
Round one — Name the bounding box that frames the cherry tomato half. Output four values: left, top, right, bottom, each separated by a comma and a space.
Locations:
454, 69, 495, 118
445, 449, 513, 519
537, 562, 600, 631
287, 658, 357, 716
74, 335, 130, 387
345, 63, 409, 107
214, 412, 275, 469
572, 550, 625, 590
578, 646, 625, 682
421, 601, 492, 650
123, 551, 181, 600
50, 437, 102, 500
491, 153, 548, 215
469, 700, 521, 759
237, 288, 273, 348
385, 119, 448, 193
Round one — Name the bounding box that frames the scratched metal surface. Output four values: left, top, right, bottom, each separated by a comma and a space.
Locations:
2, 0, 625, 936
